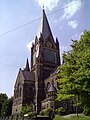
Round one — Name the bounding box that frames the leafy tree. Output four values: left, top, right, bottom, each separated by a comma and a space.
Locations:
0, 93, 8, 116
1, 97, 13, 116
7, 97, 13, 116
57, 30, 90, 115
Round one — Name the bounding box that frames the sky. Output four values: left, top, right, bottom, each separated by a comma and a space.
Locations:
0, 0, 90, 97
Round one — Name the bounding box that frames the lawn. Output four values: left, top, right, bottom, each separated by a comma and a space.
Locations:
53, 114, 90, 120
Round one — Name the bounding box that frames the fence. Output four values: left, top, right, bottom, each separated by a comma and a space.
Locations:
0, 116, 52, 120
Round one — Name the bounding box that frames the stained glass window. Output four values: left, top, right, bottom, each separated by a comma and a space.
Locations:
44, 49, 57, 63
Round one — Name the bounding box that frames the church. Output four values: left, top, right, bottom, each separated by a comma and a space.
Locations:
12, 9, 74, 115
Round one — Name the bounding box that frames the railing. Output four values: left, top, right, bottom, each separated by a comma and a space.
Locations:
0, 116, 52, 120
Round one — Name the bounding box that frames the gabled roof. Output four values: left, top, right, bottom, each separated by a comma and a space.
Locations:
22, 71, 35, 81
14, 68, 24, 88
14, 69, 35, 89
37, 9, 53, 40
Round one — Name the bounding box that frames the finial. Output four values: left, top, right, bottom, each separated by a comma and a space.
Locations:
42, 4, 44, 10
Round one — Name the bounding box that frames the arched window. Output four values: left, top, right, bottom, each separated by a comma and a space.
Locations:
63, 102, 67, 110
16, 83, 22, 98
17, 84, 20, 98
19, 87, 22, 97
16, 90, 18, 98
47, 82, 50, 91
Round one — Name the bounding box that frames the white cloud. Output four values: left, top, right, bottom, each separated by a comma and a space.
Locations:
35, 0, 60, 11
68, 20, 78, 29
60, 0, 82, 20
27, 40, 35, 51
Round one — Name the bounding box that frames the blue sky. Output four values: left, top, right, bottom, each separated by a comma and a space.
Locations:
0, 0, 89, 97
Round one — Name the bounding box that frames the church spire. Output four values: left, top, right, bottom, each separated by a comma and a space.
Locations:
37, 9, 53, 40
24, 58, 30, 71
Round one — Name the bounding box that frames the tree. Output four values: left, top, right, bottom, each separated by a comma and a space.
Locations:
0, 93, 8, 116
57, 30, 90, 115
1, 97, 13, 116
7, 97, 13, 116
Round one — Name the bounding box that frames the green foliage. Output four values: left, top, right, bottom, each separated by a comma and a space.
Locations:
28, 112, 34, 118
39, 109, 45, 116
57, 30, 90, 115
53, 115, 64, 120
83, 107, 90, 116
39, 108, 53, 117
20, 104, 33, 117
0, 93, 8, 114
0, 93, 13, 117
53, 114, 90, 120
55, 107, 65, 115
1, 97, 13, 116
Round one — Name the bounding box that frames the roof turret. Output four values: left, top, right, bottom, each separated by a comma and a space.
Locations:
48, 82, 56, 92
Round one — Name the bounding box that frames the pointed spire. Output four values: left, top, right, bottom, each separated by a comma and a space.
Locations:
24, 58, 30, 71
37, 9, 53, 40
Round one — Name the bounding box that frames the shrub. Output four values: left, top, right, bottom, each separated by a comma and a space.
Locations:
83, 107, 90, 116
28, 112, 34, 118
39, 110, 45, 116
55, 107, 65, 115
39, 108, 53, 117
20, 104, 33, 117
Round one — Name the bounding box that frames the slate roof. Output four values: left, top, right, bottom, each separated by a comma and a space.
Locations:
37, 9, 53, 40
22, 71, 35, 81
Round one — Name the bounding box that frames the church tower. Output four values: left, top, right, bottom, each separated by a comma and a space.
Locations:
31, 8, 60, 113
12, 8, 61, 115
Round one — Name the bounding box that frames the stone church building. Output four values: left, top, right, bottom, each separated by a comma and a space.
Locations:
12, 9, 74, 114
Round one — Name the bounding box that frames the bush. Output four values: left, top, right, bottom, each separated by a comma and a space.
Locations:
55, 107, 65, 115
83, 107, 90, 116
28, 112, 34, 118
39, 110, 45, 116
39, 108, 53, 117
20, 104, 33, 117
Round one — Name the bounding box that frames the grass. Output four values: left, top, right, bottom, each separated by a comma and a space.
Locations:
53, 114, 90, 120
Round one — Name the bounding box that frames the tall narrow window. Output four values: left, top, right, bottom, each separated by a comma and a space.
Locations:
19, 87, 22, 97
